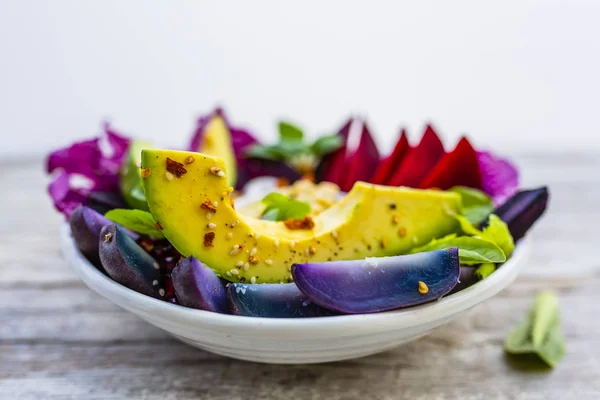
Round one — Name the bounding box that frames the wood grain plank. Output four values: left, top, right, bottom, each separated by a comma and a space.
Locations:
1, 154, 600, 399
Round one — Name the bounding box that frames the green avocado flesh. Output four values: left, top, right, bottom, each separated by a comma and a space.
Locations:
120, 141, 150, 211
141, 149, 462, 283
195, 115, 237, 187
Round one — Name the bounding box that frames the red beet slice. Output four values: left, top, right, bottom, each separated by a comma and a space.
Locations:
314, 118, 351, 186
387, 125, 445, 187
419, 136, 482, 190
339, 120, 380, 191
369, 129, 410, 185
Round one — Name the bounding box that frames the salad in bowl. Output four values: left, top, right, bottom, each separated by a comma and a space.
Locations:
47, 108, 548, 361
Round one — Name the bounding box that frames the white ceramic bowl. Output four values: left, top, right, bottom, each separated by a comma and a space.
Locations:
61, 224, 530, 364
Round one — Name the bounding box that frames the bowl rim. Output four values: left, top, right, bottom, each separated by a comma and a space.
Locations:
61, 223, 529, 333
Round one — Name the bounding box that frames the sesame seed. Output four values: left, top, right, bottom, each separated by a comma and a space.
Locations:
136, 161, 142, 168
233, 244, 240, 250
184, 155, 195, 164
250, 276, 257, 284
274, 240, 280, 248
250, 247, 257, 256
230, 269, 239, 276
213, 201, 219, 207
265, 259, 273, 265
207, 223, 217, 229
165, 172, 174, 181
243, 263, 250, 271
290, 241, 296, 249
152, 280, 158, 286
230, 249, 239, 256
231, 220, 239, 227
159, 288, 166, 297
206, 212, 212, 220
305, 248, 310, 256
217, 170, 225, 177
209, 166, 222, 175
226, 232, 233, 239
255, 232, 261, 239
236, 261, 244, 267
226, 271, 232, 277
331, 230, 338, 239
153, 262, 160, 270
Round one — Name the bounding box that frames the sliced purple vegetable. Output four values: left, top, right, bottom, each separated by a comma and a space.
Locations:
46, 123, 131, 218
99, 224, 161, 298
87, 191, 129, 214
69, 205, 114, 269
292, 249, 460, 314
227, 283, 336, 318
171, 257, 227, 313
448, 266, 477, 295
237, 158, 302, 188
481, 187, 549, 241
477, 151, 519, 206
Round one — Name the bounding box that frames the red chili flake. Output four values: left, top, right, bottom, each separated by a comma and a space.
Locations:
302, 173, 315, 182
155, 221, 164, 230
284, 216, 315, 230
276, 177, 290, 187
166, 157, 187, 178
248, 255, 260, 264
201, 199, 217, 212
398, 227, 408, 237
138, 238, 155, 252
204, 232, 215, 247
230, 198, 235, 209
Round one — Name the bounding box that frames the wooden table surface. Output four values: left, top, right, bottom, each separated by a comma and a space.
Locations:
2, 154, 599, 399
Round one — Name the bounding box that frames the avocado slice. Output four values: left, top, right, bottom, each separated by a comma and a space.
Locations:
194, 115, 237, 187
141, 149, 461, 283
120, 141, 150, 211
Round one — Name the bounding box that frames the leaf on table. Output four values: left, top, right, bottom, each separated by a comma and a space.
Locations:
504, 291, 566, 368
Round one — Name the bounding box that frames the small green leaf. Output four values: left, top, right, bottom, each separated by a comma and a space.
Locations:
278, 121, 304, 142
261, 192, 289, 206
480, 215, 515, 258
259, 192, 311, 221
310, 134, 343, 157
244, 145, 283, 161
260, 207, 280, 221
105, 209, 165, 239
474, 263, 496, 280
409, 235, 506, 265
504, 291, 565, 368
451, 186, 494, 225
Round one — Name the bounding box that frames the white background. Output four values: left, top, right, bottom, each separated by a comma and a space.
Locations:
1, 0, 599, 157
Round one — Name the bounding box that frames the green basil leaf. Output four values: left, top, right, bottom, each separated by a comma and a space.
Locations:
261, 207, 280, 221
310, 134, 344, 157
260, 192, 311, 221
278, 121, 304, 142
410, 235, 506, 265
451, 186, 494, 225
261, 192, 289, 206
105, 208, 165, 239
504, 291, 565, 368
480, 214, 515, 257
244, 145, 283, 161
474, 263, 496, 280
